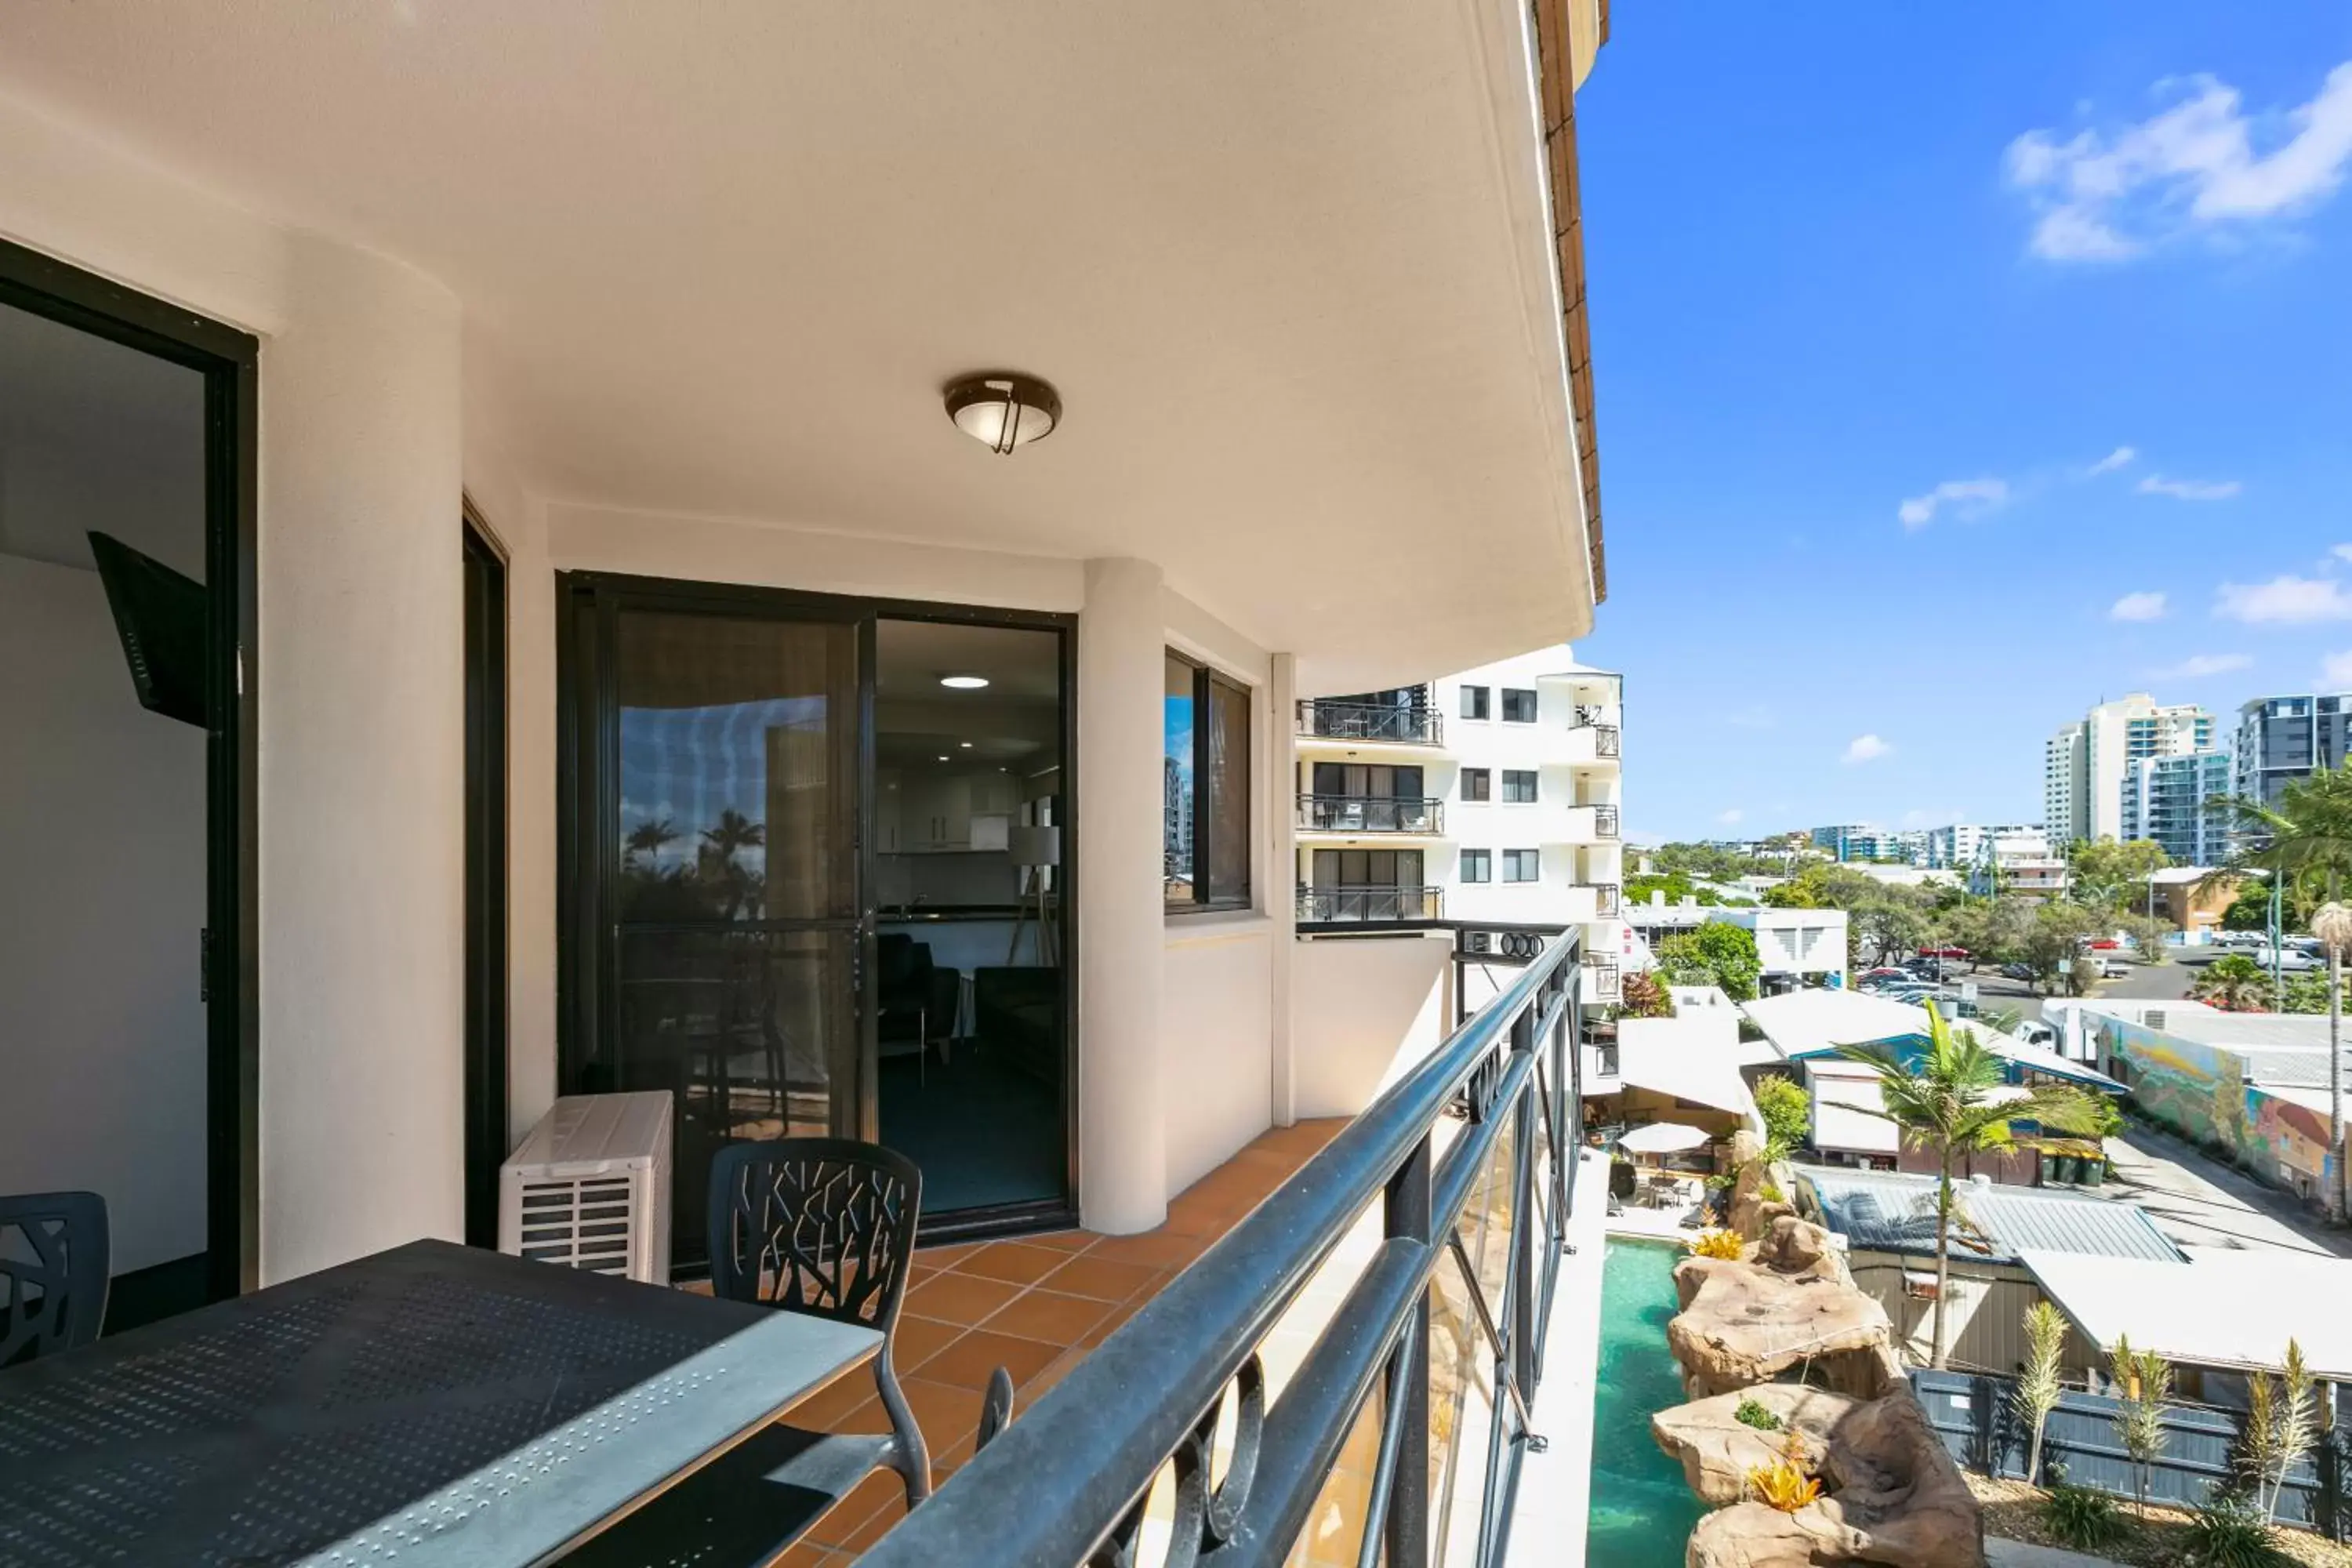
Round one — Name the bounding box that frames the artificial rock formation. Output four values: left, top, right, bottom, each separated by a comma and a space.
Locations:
1668, 1232, 1895, 1401
1680, 1388, 1983, 1568
1725, 1129, 1799, 1242
1651, 1385, 1858, 1506
1657, 1211, 1984, 1566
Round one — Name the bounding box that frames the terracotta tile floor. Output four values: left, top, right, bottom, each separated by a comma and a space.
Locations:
778, 1116, 1350, 1562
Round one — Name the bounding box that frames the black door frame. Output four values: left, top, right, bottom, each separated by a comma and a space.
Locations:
461, 506, 510, 1248
0, 236, 261, 1300
554, 570, 1080, 1245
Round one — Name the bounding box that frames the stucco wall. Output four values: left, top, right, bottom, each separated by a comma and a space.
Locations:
1291, 935, 1451, 1117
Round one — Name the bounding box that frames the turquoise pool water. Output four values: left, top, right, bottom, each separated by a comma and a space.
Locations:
1584, 1237, 1708, 1567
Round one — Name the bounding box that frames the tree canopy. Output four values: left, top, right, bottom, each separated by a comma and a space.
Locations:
2064, 837, 2169, 909
1651, 921, 1762, 1002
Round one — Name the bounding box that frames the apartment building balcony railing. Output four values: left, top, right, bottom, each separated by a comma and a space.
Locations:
1587, 955, 1620, 1003
1564, 803, 1620, 841
1295, 699, 1443, 746
1297, 884, 1446, 924
866, 930, 1583, 1568
1578, 881, 1621, 918
1295, 793, 1445, 834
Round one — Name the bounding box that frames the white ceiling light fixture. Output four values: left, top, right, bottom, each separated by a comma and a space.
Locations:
959, 741, 974, 749
943, 372, 1061, 455
938, 674, 989, 690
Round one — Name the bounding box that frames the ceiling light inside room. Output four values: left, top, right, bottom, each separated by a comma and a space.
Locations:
939, 674, 989, 690
943, 372, 1060, 454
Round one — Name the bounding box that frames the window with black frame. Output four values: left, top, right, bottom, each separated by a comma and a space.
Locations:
1461, 685, 1490, 720
1501, 769, 1538, 803
1461, 767, 1490, 802
1503, 848, 1541, 883
1501, 688, 1538, 723
1166, 651, 1251, 911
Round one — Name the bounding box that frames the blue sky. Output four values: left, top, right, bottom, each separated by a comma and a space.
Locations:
1571, 8, 2352, 843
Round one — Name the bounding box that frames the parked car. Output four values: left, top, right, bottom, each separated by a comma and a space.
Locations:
2099, 959, 2130, 979
1999, 962, 2034, 981
2009, 1019, 2059, 1049
2269, 948, 2323, 972
1916, 946, 1970, 960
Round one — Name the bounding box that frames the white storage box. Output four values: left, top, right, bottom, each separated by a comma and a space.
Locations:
498, 1091, 673, 1283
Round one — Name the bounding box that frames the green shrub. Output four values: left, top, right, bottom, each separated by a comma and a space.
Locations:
2180, 1492, 2290, 1567
1757, 1181, 1785, 1205
2041, 1480, 2124, 1552
1733, 1397, 1783, 1432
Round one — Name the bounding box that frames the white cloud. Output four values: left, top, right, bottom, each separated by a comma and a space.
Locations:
2323, 652, 2352, 688
1716, 808, 1745, 827
1842, 734, 1892, 765
2085, 445, 2137, 475
2005, 61, 2352, 261
2151, 652, 2253, 679
2109, 590, 2168, 622
2215, 575, 2352, 624
2332, 544, 2352, 564
2137, 474, 2241, 500
1897, 477, 2010, 530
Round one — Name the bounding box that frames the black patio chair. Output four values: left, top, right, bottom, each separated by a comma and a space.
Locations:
561, 1138, 930, 1565
0, 1191, 110, 1369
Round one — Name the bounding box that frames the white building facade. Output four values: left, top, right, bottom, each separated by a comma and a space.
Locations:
1294, 648, 1624, 957
2121, 751, 2233, 866
2045, 695, 2214, 846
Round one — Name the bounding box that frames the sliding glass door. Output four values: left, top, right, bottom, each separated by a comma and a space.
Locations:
562, 581, 868, 1267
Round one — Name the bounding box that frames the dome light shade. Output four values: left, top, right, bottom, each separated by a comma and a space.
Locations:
938, 674, 989, 690
945, 372, 1061, 454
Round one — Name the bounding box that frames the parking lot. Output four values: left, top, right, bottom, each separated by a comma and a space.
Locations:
1859, 948, 2200, 1022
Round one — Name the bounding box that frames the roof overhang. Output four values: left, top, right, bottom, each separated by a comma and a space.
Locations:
0, 2, 1600, 691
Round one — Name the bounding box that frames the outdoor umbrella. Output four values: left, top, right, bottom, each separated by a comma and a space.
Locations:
1616, 1122, 1708, 1155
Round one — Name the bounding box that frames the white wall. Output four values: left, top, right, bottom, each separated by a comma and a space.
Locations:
2, 95, 471, 1285
1291, 935, 1451, 1116
0, 555, 207, 1275
1163, 921, 1275, 1193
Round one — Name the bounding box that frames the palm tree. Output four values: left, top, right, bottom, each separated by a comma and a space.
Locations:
2219, 765, 2352, 1220
699, 809, 768, 919
625, 816, 681, 868
2191, 953, 2271, 1012
1834, 1007, 2102, 1369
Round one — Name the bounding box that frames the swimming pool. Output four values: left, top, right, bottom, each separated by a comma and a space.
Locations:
1584, 1236, 1707, 1567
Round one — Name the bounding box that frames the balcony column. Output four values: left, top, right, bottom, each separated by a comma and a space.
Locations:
1076, 557, 1167, 1234
1269, 652, 1299, 1126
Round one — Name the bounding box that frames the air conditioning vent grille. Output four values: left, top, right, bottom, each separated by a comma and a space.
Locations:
498, 1093, 673, 1284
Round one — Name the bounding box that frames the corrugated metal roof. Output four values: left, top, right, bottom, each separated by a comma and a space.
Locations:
2232, 1047, 2352, 1090
1795, 1167, 2184, 1265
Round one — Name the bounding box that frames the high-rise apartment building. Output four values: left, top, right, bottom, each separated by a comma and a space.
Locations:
2044, 695, 2214, 846
2233, 694, 2352, 811
1293, 646, 1623, 970
1926, 823, 2049, 873
2121, 751, 2232, 866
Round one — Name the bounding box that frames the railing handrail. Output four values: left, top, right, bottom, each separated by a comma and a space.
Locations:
1296, 791, 1446, 804
862, 931, 1582, 1567
1295, 699, 1444, 746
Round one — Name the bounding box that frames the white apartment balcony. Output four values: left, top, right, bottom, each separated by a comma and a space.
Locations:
2, 1, 1608, 1563
1563, 803, 1623, 844
1295, 793, 1447, 840
1558, 709, 1624, 768
1563, 880, 1622, 923
1294, 698, 1450, 759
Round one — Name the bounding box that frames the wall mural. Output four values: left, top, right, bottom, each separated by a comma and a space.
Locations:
2099, 1018, 2334, 1197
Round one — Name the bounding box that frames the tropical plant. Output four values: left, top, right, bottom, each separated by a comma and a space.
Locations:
2041, 1479, 2125, 1552
1686, 1228, 1746, 1261
2110, 1334, 2175, 1519
2067, 837, 2171, 909
1733, 1396, 1783, 1432
2120, 913, 2174, 965
1833, 1010, 2102, 1368
2014, 1300, 2068, 1486
1745, 1433, 1822, 1513
1652, 922, 1762, 1002
2239, 1339, 2315, 1523
2219, 765, 2352, 1219
623, 816, 681, 866
2181, 1490, 2291, 1567
2194, 954, 2273, 1012
1752, 1073, 1811, 1156
2020, 901, 2103, 995
1617, 969, 1675, 1019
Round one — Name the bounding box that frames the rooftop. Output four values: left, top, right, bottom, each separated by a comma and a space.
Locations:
2020, 1246, 2352, 1382
1796, 1167, 2186, 1266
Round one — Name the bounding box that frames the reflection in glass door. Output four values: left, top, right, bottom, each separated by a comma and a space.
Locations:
566, 589, 866, 1268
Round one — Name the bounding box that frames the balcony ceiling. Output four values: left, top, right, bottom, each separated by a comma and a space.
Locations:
0, 2, 1592, 690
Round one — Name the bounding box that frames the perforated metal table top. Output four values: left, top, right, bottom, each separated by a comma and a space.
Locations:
0, 1238, 880, 1567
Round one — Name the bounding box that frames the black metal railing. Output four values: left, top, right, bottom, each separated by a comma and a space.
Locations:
1584, 804, 1618, 839
1297, 884, 1445, 924
1594, 725, 1620, 758
863, 932, 1584, 1568
1297, 699, 1444, 746
1296, 794, 1445, 833
1580, 881, 1621, 918
1587, 956, 1620, 1003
